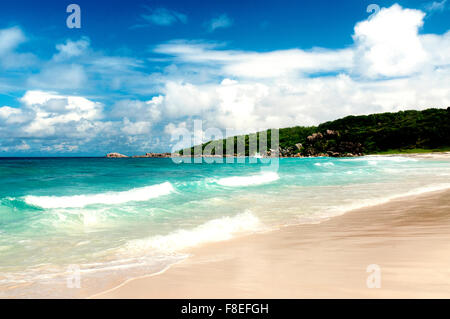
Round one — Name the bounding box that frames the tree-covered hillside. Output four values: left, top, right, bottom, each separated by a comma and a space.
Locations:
181, 108, 450, 157
317, 108, 450, 153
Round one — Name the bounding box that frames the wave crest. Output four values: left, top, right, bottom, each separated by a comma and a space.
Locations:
216, 172, 279, 187
24, 182, 174, 209
314, 162, 335, 167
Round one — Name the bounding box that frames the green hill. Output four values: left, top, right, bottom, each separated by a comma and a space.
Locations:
181, 107, 450, 157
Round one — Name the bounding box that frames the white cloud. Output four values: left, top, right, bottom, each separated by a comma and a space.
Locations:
425, 0, 447, 12
224, 48, 354, 78
41, 143, 79, 152
0, 106, 25, 124
0, 91, 164, 153
149, 5, 450, 135
110, 96, 162, 122
19, 90, 103, 137
155, 41, 353, 79
352, 4, 427, 78
21, 35, 146, 93
21, 91, 102, 119
121, 118, 152, 135
0, 27, 25, 54
162, 81, 218, 117
164, 121, 205, 150
27, 64, 87, 90
206, 14, 233, 32
15, 141, 30, 151
420, 30, 450, 67
53, 37, 90, 61
155, 4, 446, 82
141, 8, 187, 26
0, 26, 36, 69
164, 121, 187, 138
110, 97, 162, 136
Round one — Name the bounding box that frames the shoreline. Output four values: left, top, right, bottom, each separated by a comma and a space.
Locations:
105, 151, 450, 159
93, 188, 450, 299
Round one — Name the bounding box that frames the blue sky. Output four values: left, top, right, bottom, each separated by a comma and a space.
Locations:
0, 0, 449, 155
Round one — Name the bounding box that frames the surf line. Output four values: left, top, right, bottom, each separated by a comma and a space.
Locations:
181, 303, 215, 317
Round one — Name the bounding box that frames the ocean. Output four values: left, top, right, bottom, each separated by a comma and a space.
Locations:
0, 156, 449, 297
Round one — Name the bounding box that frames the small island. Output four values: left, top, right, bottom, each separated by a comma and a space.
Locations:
106, 152, 129, 158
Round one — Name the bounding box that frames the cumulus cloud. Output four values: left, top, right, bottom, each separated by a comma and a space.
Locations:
162, 81, 219, 117
110, 97, 162, 136
0, 106, 25, 124
18, 90, 103, 137
164, 121, 206, 150
0, 90, 164, 154
121, 118, 152, 135
353, 4, 427, 78
420, 30, 450, 67
155, 5, 447, 82
149, 4, 450, 138
110, 96, 162, 121
0, 90, 104, 153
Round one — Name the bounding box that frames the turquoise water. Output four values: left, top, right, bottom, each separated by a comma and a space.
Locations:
0, 156, 449, 297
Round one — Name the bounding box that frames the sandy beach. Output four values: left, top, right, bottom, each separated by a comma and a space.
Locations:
93, 185, 450, 299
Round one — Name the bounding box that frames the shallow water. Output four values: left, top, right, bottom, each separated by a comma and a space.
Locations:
0, 156, 449, 297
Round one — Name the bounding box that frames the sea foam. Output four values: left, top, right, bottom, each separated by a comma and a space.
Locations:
314, 162, 335, 167
123, 211, 263, 253
216, 171, 279, 187
340, 156, 418, 163
24, 182, 174, 209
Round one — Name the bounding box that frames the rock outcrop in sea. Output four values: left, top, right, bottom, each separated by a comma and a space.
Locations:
132, 153, 174, 158
106, 153, 128, 158
106, 152, 180, 158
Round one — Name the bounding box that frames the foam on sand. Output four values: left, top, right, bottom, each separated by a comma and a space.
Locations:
216, 172, 279, 187
24, 182, 175, 209
323, 183, 450, 217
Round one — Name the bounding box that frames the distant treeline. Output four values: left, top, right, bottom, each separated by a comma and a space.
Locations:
180, 107, 450, 156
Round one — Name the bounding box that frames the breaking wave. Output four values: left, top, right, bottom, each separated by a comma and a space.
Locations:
123, 211, 263, 253
24, 182, 175, 209
216, 172, 279, 187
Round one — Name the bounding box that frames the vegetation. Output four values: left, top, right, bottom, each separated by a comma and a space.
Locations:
180, 107, 450, 157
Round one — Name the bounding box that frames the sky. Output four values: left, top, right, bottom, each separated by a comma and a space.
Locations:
0, 0, 449, 156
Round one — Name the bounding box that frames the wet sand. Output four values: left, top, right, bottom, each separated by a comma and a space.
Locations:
93, 188, 450, 299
